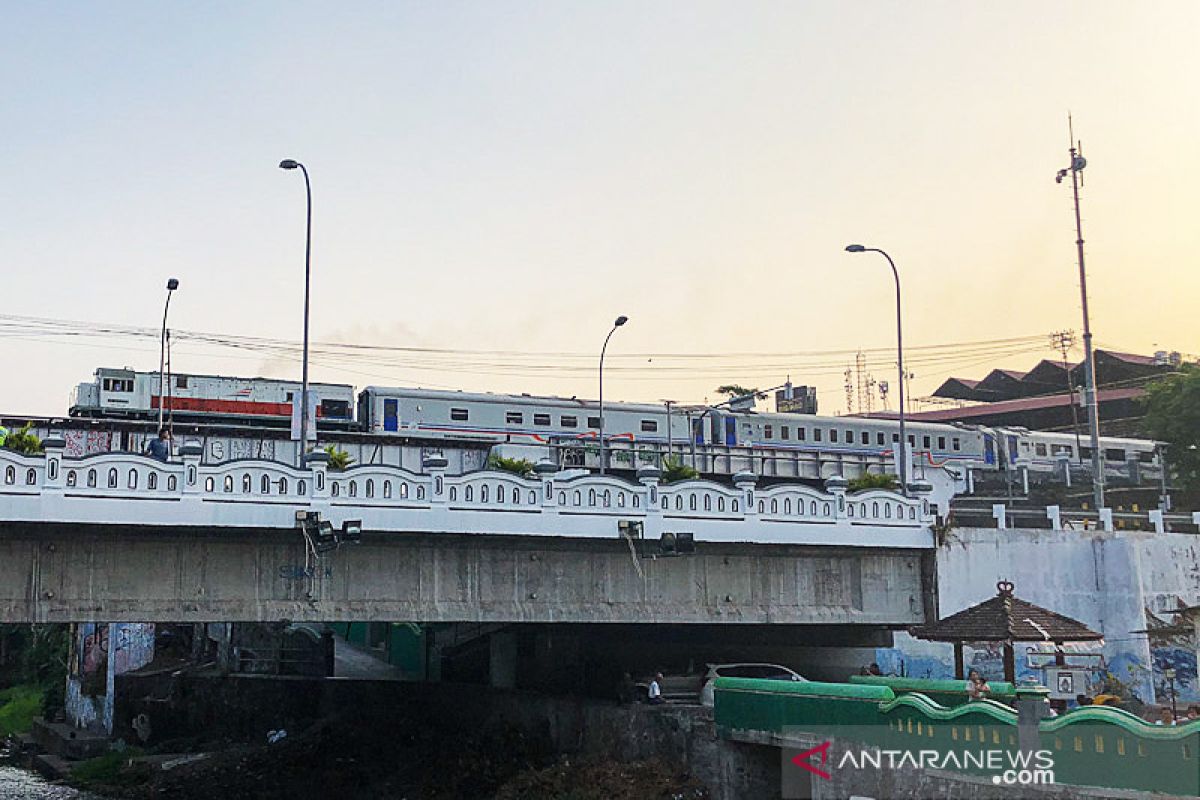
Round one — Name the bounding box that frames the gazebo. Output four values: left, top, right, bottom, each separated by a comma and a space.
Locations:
911, 581, 1103, 683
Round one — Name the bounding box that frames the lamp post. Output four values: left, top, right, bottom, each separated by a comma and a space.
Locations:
598, 315, 628, 475
1164, 667, 1178, 721
845, 245, 907, 496
279, 159, 313, 465
157, 278, 180, 431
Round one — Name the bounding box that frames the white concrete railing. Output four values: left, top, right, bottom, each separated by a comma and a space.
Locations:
986, 502, 1200, 533
0, 438, 935, 549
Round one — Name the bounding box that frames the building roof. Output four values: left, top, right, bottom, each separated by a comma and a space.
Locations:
911, 582, 1103, 643
902, 387, 1144, 422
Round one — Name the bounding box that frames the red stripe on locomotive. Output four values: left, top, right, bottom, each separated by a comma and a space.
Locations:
151, 396, 328, 418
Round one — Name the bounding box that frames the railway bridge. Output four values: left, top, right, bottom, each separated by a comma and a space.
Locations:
0, 436, 936, 626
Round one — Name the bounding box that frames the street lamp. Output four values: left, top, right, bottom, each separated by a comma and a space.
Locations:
598, 315, 629, 475
279, 159, 313, 465
1164, 667, 1178, 722
157, 278, 180, 432
845, 244, 908, 496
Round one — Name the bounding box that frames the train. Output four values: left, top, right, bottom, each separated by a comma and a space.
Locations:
68, 368, 1161, 482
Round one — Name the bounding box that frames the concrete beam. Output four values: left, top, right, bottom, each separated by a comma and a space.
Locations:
0, 522, 928, 625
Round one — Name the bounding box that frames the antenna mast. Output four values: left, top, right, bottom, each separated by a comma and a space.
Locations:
1056, 114, 1104, 510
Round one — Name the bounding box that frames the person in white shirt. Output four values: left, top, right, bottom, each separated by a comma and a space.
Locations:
647, 672, 665, 705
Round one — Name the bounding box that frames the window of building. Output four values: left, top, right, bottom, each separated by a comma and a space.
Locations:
560, 415, 578, 428
450, 407, 469, 421
764, 424, 773, 439
533, 413, 551, 426
587, 416, 601, 429
641, 420, 658, 432
505, 411, 523, 424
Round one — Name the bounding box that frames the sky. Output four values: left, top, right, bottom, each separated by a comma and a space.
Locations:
2, 1, 1197, 418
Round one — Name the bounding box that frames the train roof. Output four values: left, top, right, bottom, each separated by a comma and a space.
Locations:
360, 385, 677, 414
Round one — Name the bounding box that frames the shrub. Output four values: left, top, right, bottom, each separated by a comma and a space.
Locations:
488, 454, 535, 477
848, 473, 897, 492
323, 445, 354, 471
3, 422, 43, 455
661, 457, 699, 484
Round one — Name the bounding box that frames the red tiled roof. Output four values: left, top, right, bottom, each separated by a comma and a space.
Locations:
1096, 350, 1159, 366
911, 582, 1102, 643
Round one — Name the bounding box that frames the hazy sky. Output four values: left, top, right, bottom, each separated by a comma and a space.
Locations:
2, 1, 1197, 417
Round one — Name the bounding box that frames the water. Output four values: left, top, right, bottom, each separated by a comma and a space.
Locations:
0, 762, 102, 800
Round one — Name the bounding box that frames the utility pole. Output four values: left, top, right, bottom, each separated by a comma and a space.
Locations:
1055, 116, 1104, 510
1050, 330, 1084, 463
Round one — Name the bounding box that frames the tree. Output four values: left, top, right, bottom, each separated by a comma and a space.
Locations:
1142, 364, 1200, 494
715, 385, 760, 400
323, 445, 354, 471
2, 423, 43, 455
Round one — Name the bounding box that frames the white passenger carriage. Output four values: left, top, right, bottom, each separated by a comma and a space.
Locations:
357, 386, 692, 445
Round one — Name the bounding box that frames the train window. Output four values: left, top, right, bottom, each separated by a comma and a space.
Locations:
587, 416, 601, 429
560, 415, 578, 428
1139, 451, 1155, 463
533, 414, 551, 426
1081, 447, 1093, 459
1105, 448, 1127, 462
861, 431, 869, 445
937, 436, 946, 450
797, 427, 806, 441
829, 429, 837, 443
892, 433, 899, 443
877, 432, 885, 446
505, 411, 523, 425
922, 436, 931, 449
450, 408, 469, 421
780, 426, 789, 440
1051, 444, 1072, 456
764, 425, 773, 439
952, 438, 961, 451
1035, 443, 1047, 456
908, 435, 915, 446
286, 392, 294, 401
813, 429, 822, 442
102, 378, 133, 392
845, 431, 853, 445
175, 375, 188, 389
641, 420, 658, 432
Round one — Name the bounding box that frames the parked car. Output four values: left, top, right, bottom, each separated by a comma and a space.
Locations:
699, 663, 805, 706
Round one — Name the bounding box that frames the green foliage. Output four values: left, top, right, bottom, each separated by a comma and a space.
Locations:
848, 472, 898, 492
2, 422, 43, 455
488, 454, 535, 477
0, 684, 43, 736
715, 384, 760, 400
661, 457, 699, 484
323, 444, 354, 471
1141, 364, 1200, 493
71, 747, 148, 788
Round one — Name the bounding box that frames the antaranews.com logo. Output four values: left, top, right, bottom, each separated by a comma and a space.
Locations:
785, 740, 1055, 796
